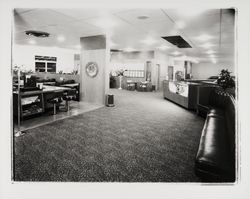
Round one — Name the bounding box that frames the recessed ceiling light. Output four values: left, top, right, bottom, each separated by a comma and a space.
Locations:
28, 40, 36, 45
57, 35, 65, 42
94, 18, 117, 29
141, 37, 157, 45
172, 51, 181, 56
177, 9, 206, 17
211, 58, 217, 64
196, 34, 213, 41
209, 54, 216, 58
25, 30, 50, 38
200, 43, 215, 48
206, 50, 216, 54
74, 45, 81, 49
158, 45, 170, 50
192, 59, 199, 64
123, 47, 135, 52
109, 40, 117, 47
175, 21, 186, 29
137, 15, 149, 20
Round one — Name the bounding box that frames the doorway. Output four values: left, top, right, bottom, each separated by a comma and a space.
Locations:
168, 66, 174, 81
156, 64, 161, 90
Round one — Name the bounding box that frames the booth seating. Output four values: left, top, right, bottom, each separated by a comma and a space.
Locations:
63, 89, 77, 111
47, 91, 64, 115
195, 89, 236, 182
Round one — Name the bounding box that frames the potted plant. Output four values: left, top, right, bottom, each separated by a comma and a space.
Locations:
217, 69, 235, 90
116, 69, 127, 89
217, 69, 235, 97
109, 72, 116, 88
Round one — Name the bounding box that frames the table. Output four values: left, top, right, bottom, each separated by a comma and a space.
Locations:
13, 86, 72, 120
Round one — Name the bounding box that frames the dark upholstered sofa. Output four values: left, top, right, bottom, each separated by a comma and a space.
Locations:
195, 89, 236, 182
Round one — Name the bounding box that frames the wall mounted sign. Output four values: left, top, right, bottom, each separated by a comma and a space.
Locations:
85, 62, 98, 78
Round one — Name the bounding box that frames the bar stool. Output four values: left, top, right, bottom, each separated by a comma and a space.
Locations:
63, 89, 77, 112
47, 91, 64, 115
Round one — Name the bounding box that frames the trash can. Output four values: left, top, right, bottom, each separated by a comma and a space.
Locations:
152, 85, 156, 92
106, 94, 115, 107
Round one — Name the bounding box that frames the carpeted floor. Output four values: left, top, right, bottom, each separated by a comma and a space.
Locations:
14, 89, 205, 182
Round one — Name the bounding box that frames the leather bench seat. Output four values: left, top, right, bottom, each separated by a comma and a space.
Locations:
195, 89, 235, 182
195, 115, 234, 181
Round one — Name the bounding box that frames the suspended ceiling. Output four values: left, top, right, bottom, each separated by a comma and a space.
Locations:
14, 8, 235, 64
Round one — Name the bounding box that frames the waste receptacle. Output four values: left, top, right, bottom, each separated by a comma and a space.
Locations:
106, 94, 114, 107
152, 85, 156, 92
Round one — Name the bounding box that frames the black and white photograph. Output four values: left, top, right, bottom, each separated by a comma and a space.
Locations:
0, 0, 250, 198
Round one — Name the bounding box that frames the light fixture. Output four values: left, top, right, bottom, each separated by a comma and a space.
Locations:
158, 45, 170, 50
209, 54, 216, 58
172, 51, 181, 56
74, 44, 81, 49
123, 47, 135, 52
192, 59, 199, 64
28, 39, 36, 45
200, 43, 215, 48
57, 35, 65, 42
196, 34, 213, 41
137, 15, 149, 20
211, 58, 217, 64
175, 20, 186, 29
140, 37, 157, 45
94, 18, 117, 29
109, 40, 117, 47
177, 9, 206, 17
206, 50, 216, 54
25, 30, 49, 37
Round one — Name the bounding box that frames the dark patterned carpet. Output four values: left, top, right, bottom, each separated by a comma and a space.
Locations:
14, 89, 205, 182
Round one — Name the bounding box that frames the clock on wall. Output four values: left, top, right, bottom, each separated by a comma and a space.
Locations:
85, 62, 98, 78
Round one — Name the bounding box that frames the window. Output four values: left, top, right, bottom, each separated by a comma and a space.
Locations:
35, 62, 46, 72
124, 70, 144, 78
35, 55, 57, 72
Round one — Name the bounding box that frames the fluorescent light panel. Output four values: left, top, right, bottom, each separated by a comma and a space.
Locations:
141, 37, 157, 45
172, 51, 181, 56
57, 35, 65, 42
28, 39, 36, 45
196, 34, 213, 41
123, 47, 135, 52
158, 45, 170, 50
200, 43, 215, 48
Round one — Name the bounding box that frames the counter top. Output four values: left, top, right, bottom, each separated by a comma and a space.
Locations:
13, 85, 71, 96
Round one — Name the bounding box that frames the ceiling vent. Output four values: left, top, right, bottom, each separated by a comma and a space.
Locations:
161, 35, 192, 48
25, 30, 50, 37
110, 49, 123, 52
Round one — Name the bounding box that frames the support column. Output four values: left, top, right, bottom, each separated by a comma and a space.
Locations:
80, 35, 110, 105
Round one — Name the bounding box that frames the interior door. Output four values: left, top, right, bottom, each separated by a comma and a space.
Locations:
168, 66, 174, 81
156, 64, 160, 90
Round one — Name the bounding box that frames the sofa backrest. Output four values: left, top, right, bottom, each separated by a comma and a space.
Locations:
209, 89, 236, 161
224, 94, 236, 158
209, 89, 227, 108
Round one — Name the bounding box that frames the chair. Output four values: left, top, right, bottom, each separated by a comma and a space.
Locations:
126, 80, 135, 91
47, 91, 64, 115
139, 81, 148, 92
63, 89, 77, 111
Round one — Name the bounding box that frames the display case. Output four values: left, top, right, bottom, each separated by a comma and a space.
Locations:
168, 81, 189, 97
163, 80, 200, 110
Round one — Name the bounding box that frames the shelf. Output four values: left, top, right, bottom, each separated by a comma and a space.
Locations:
22, 105, 43, 117
21, 96, 40, 105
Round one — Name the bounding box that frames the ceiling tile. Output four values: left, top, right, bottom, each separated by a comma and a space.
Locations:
113, 9, 169, 25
